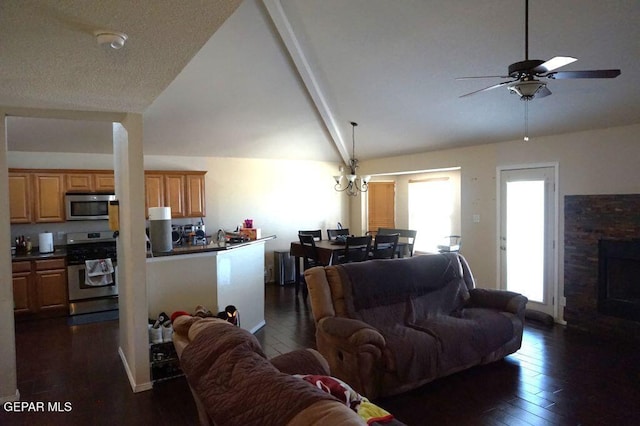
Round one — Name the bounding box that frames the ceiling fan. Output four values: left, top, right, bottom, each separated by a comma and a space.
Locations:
458, 0, 621, 100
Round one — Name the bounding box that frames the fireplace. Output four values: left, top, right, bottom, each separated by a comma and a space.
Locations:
598, 239, 640, 322
564, 194, 640, 341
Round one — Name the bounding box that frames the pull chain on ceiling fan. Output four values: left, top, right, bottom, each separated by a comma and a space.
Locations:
457, 0, 621, 141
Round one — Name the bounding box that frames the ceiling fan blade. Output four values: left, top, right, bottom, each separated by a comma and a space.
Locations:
533, 56, 577, 73
547, 69, 621, 79
536, 86, 552, 98
459, 80, 515, 98
456, 75, 510, 80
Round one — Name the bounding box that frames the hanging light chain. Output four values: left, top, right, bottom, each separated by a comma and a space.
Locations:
524, 101, 529, 142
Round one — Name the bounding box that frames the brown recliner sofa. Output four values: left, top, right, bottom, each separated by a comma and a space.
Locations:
304, 253, 527, 399
172, 316, 405, 425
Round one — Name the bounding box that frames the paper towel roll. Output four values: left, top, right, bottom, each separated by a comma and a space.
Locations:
39, 232, 54, 254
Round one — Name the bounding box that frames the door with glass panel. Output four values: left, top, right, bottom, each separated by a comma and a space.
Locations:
499, 166, 556, 317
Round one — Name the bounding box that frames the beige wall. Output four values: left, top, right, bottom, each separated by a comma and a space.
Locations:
358, 123, 640, 319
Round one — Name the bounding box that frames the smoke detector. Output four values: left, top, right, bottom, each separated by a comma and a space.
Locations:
95, 31, 128, 49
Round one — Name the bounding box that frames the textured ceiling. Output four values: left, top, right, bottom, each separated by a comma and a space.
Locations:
3, 0, 639, 162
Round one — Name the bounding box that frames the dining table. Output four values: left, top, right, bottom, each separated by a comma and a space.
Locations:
289, 239, 408, 297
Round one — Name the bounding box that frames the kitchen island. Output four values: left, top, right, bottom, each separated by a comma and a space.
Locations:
146, 236, 274, 333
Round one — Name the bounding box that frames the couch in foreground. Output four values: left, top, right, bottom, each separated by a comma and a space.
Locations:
304, 253, 528, 399
172, 316, 405, 425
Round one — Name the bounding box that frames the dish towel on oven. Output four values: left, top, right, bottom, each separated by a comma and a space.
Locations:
85, 259, 114, 286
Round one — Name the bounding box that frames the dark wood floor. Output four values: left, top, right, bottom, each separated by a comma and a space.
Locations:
2, 283, 639, 425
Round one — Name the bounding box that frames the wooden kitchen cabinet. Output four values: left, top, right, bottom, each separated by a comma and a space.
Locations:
144, 171, 206, 219
66, 173, 93, 192
94, 173, 115, 191
12, 262, 33, 316
66, 171, 115, 192
9, 172, 32, 223
33, 173, 65, 222
185, 173, 206, 217
35, 259, 68, 315
12, 258, 68, 320
164, 174, 186, 218
145, 174, 165, 216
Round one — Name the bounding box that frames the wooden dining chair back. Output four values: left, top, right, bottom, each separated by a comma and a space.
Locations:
371, 233, 399, 259
297, 233, 328, 297
327, 228, 350, 240
378, 228, 417, 257
298, 229, 322, 241
298, 233, 321, 269
339, 235, 373, 264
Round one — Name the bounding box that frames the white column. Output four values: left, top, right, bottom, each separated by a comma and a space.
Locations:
0, 111, 19, 403
113, 114, 152, 392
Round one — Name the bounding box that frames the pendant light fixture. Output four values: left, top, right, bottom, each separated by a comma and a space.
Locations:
333, 121, 371, 196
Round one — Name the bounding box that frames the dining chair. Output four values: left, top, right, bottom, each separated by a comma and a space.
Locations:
298, 229, 322, 241
327, 228, 350, 240
296, 233, 327, 297
378, 228, 417, 257
337, 235, 373, 264
370, 233, 399, 259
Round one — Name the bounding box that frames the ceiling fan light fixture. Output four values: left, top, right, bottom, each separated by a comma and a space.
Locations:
508, 80, 546, 100
95, 31, 128, 49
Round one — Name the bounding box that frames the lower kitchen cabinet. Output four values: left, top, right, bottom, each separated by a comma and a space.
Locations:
12, 258, 68, 320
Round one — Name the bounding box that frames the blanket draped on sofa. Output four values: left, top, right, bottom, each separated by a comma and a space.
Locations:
180, 322, 337, 426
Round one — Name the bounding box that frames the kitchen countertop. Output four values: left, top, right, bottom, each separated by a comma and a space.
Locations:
149, 235, 276, 257
11, 248, 67, 262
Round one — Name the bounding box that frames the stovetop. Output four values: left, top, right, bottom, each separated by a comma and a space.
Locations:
66, 231, 117, 264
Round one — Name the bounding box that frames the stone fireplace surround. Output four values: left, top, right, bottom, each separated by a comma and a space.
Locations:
564, 194, 640, 341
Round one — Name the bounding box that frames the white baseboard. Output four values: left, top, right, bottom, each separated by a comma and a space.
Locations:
118, 347, 153, 393
249, 320, 266, 334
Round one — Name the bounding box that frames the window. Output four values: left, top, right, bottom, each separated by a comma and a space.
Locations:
408, 178, 453, 253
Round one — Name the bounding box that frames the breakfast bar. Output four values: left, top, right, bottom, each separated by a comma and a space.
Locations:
146, 236, 274, 333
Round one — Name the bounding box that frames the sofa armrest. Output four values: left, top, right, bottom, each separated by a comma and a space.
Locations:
318, 316, 386, 349
271, 348, 331, 376
467, 288, 528, 317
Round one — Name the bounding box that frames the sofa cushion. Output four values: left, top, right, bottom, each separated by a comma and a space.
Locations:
377, 324, 439, 382
409, 308, 514, 374
408, 277, 470, 320
338, 254, 460, 314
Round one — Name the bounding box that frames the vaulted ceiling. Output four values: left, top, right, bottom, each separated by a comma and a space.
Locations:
3, 0, 639, 163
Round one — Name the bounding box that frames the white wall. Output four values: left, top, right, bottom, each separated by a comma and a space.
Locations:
8, 152, 348, 282
358, 123, 640, 319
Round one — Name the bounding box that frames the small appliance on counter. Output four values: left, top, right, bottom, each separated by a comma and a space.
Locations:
171, 225, 183, 245
148, 207, 172, 252
38, 232, 54, 254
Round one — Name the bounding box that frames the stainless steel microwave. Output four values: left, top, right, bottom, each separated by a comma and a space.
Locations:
65, 193, 116, 221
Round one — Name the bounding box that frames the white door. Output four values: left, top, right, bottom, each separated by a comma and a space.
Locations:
499, 166, 556, 317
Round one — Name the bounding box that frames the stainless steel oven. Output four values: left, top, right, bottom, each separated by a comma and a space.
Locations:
66, 231, 118, 315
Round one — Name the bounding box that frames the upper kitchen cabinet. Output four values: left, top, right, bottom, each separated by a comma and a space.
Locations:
66, 171, 115, 192
94, 173, 115, 191
33, 173, 65, 222
144, 171, 206, 219
164, 174, 186, 218
145, 173, 165, 215
9, 172, 32, 223
186, 173, 206, 217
